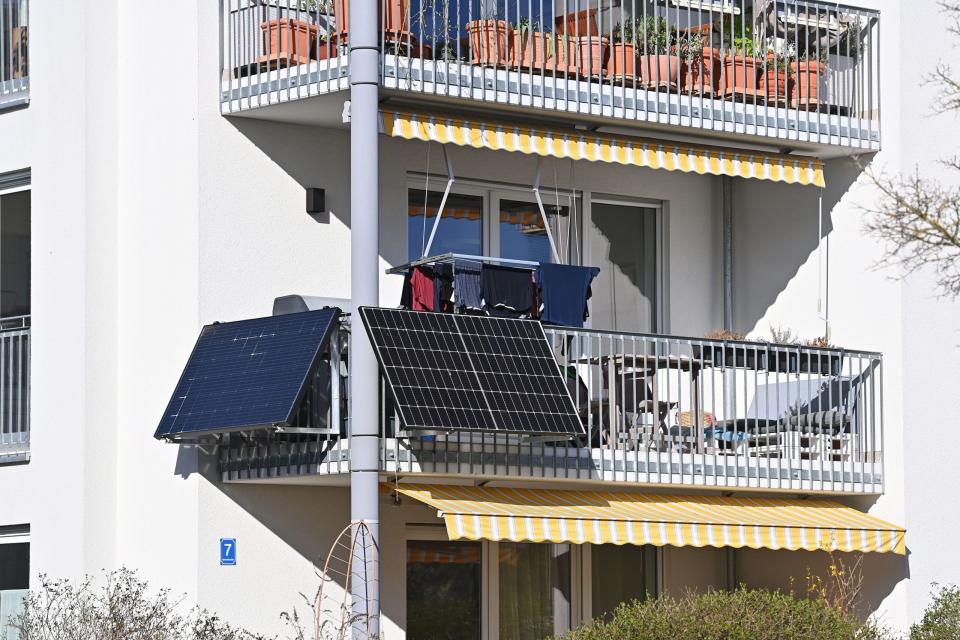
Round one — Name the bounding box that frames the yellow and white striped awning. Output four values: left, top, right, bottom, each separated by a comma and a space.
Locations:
391, 484, 905, 555
382, 110, 826, 188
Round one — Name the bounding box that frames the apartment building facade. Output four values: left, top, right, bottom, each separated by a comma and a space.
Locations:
0, 0, 958, 638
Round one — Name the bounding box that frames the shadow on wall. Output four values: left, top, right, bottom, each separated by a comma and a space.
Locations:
225, 117, 352, 227
731, 155, 873, 333
735, 545, 908, 624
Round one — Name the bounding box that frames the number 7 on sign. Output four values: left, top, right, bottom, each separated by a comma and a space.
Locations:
220, 538, 237, 566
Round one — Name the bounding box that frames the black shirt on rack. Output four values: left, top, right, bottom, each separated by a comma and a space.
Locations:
480, 264, 535, 318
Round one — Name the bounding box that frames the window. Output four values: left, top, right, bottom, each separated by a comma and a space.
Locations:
587, 201, 659, 333
0, 189, 29, 320
408, 189, 483, 261
0, 0, 28, 92
497, 199, 569, 265
0, 533, 28, 640
406, 540, 482, 640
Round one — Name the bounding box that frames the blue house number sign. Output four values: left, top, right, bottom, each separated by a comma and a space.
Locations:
220, 538, 237, 566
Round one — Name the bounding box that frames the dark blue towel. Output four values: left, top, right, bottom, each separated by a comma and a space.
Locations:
453, 260, 482, 311
536, 263, 600, 328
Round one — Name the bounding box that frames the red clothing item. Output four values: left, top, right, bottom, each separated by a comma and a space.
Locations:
410, 266, 435, 311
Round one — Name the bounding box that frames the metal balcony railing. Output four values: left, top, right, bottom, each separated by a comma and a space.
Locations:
0, 0, 28, 110
220, 0, 881, 150
220, 320, 884, 494
0, 316, 29, 463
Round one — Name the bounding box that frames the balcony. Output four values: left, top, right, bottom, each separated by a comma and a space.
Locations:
0, 316, 29, 464
0, 0, 28, 110
220, 0, 881, 153
220, 321, 885, 495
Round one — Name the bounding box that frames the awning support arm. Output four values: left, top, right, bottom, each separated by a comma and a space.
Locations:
533, 157, 561, 263
422, 145, 455, 258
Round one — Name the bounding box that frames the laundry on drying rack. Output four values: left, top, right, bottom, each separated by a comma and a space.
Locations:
480, 264, 536, 318
536, 263, 601, 328
453, 260, 483, 312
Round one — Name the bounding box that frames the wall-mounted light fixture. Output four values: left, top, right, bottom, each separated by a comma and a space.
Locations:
306, 188, 325, 214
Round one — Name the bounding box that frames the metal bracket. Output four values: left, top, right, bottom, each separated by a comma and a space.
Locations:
422, 146, 455, 258
533, 157, 561, 263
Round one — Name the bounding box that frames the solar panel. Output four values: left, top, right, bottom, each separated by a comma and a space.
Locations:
359, 307, 584, 436
154, 308, 340, 440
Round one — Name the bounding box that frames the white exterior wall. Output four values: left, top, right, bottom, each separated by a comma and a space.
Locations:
1, 0, 959, 637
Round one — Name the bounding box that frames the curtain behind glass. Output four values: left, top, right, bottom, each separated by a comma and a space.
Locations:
499, 543, 571, 640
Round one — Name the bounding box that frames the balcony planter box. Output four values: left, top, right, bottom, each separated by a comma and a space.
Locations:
683, 46, 721, 95
467, 19, 513, 67
765, 350, 844, 375
576, 35, 609, 78
791, 59, 825, 109
261, 19, 318, 66
720, 54, 760, 97
639, 52, 680, 89
693, 344, 762, 370
511, 30, 551, 70
552, 34, 579, 75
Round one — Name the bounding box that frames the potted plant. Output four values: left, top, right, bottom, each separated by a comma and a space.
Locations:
791, 48, 827, 110
466, 16, 513, 67
637, 16, 680, 89
682, 28, 721, 95
575, 30, 609, 78
512, 18, 550, 70
760, 49, 792, 105
607, 20, 637, 80
261, 10, 319, 66
334, 0, 411, 45
720, 35, 760, 97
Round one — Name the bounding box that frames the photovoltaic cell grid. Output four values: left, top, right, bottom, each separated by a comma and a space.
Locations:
154, 308, 340, 440
359, 307, 584, 436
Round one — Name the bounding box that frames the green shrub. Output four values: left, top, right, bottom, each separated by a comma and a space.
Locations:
10, 569, 269, 640
559, 588, 887, 640
910, 585, 960, 640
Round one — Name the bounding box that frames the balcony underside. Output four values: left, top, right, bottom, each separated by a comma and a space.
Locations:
221, 55, 878, 158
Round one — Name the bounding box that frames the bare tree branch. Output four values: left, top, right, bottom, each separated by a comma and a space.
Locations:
861, 2, 960, 297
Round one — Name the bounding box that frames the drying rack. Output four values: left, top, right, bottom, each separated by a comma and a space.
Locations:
385, 252, 541, 276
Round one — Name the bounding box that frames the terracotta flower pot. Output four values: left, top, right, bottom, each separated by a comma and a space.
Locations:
683, 46, 721, 95
760, 69, 790, 104
555, 8, 598, 38
721, 54, 760, 97
791, 59, 825, 109
467, 19, 512, 67
334, 0, 410, 43
261, 19, 318, 65
607, 42, 637, 80
576, 36, 609, 78
512, 31, 550, 69
639, 53, 680, 88
551, 34, 579, 75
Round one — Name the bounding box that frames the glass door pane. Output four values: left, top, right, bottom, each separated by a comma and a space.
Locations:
408, 189, 483, 261
588, 202, 657, 333
406, 541, 482, 640
591, 544, 657, 623
498, 198, 575, 265
499, 543, 571, 640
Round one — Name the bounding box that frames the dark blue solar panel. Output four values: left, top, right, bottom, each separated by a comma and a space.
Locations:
154, 308, 340, 440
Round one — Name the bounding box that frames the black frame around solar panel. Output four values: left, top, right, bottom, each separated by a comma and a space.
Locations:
154, 308, 340, 441
359, 307, 585, 437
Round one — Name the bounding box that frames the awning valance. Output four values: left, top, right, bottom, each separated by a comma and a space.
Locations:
391, 484, 904, 555
381, 110, 826, 188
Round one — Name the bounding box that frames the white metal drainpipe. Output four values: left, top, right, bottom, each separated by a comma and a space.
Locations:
349, 0, 381, 631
